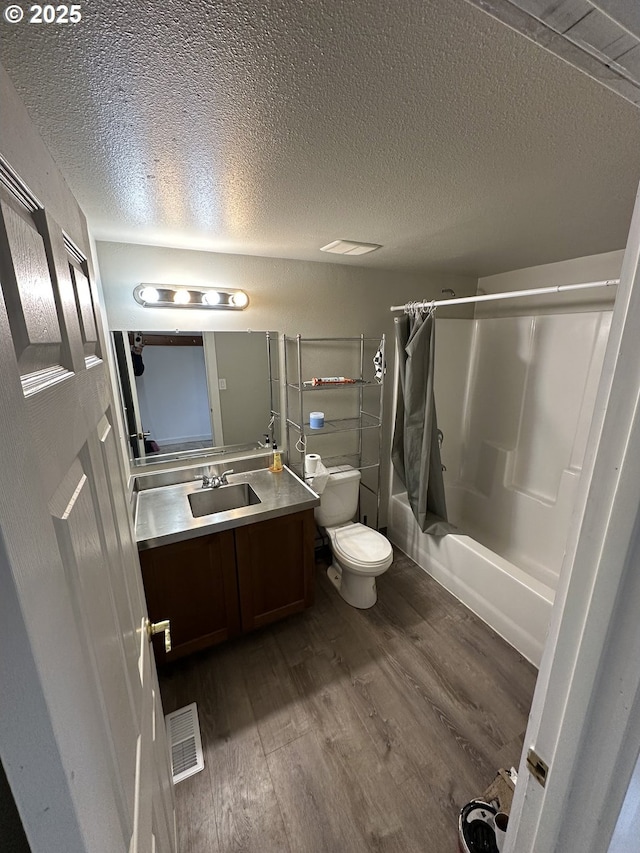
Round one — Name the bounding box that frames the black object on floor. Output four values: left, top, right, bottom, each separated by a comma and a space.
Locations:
458, 800, 499, 853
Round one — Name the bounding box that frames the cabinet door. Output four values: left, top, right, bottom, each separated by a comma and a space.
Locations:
139, 530, 240, 663
235, 509, 315, 632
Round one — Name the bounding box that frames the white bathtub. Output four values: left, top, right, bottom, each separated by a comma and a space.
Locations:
387, 492, 554, 667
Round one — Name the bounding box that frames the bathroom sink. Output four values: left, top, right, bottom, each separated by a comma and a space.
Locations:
188, 483, 261, 518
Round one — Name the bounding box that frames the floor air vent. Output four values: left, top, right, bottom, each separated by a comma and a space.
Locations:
165, 702, 204, 784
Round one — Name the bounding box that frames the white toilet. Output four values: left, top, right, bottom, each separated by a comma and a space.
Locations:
315, 465, 393, 608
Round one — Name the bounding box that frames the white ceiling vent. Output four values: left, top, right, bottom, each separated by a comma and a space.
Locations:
165, 702, 204, 784
320, 240, 382, 256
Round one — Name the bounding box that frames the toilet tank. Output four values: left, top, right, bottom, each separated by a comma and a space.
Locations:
314, 466, 361, 528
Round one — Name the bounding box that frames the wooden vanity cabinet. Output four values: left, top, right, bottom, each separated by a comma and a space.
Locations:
235, 509, 315, 632
139, 509, 315, 664
139, 529, 240, 664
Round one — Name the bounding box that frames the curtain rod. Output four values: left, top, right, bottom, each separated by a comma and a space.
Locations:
389, 279, 619, 312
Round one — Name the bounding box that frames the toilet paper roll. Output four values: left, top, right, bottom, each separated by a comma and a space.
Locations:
305, 453, 321, 475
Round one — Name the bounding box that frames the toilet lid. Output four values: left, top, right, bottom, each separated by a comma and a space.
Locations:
331, 523, 393, 568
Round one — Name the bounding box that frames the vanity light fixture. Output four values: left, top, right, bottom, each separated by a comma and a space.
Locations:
173, 289, 191, 305
202, 290, 221, 306
230, 291, 249, 308
139, 285, 160, 303
134, 284, 250, 310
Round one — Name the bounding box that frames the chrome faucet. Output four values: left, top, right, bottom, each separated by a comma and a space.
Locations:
202, 469, 234, 489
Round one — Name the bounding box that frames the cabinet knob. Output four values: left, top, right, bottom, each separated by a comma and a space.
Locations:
146, 618, 172, 653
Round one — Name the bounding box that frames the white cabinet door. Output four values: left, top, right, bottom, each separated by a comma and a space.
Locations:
0, 187, 175, 852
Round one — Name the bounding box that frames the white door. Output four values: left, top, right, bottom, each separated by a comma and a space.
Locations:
0, 173, 175, 851
506, 186, 640, 851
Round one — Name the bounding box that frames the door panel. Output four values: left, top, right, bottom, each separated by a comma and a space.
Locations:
50, 456, 137, 828
70, 263, 100, 361
0, 175, 175, 852
96, 412, 148, 669
35, 208, 85, 373
0, 199, 63, 375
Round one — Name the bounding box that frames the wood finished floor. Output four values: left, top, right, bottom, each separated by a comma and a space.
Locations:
159, 548, 537, 853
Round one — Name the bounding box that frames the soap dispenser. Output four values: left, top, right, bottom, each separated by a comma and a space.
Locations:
270, 441, 283, 473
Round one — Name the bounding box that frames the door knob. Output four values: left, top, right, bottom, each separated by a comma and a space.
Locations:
146, 618, 171, 653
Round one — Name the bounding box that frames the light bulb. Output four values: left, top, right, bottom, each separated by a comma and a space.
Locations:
173, 289, 191, 304
202, 290, 221, 306
231, 291, 249, 308
140, 286, 160, 303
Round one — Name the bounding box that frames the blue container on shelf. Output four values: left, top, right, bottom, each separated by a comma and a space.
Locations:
310, 411, 325, 429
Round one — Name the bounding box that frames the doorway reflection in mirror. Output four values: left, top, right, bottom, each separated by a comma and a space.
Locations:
111, 330, 278, 467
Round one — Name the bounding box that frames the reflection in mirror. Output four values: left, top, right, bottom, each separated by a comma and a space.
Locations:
111, 330, 279, 467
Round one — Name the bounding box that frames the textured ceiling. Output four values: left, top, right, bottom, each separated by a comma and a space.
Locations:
466, 0, 640, 106
2, 0, 640, 276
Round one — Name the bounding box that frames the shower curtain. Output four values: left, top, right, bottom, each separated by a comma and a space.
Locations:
392, 309, 454, 535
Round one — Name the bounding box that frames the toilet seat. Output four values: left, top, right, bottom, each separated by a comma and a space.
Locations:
328, 523, 393, 573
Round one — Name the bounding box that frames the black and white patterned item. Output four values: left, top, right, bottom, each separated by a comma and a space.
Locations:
373, 339, 385, 382
458, 800, 500, 853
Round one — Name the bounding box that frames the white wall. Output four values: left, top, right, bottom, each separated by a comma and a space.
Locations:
96, 240, 477, 524
97, 240, 477, 334
432, 251, 622, 590
212, 331, 271, 445
475, 249, 623, 316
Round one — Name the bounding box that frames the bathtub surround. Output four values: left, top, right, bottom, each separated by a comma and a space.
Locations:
451, 310, 612, 587
464, 249, 622, 579
389, 250, 623, 665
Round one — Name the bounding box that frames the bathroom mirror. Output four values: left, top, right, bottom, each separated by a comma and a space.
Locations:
111, 329, 279, 468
